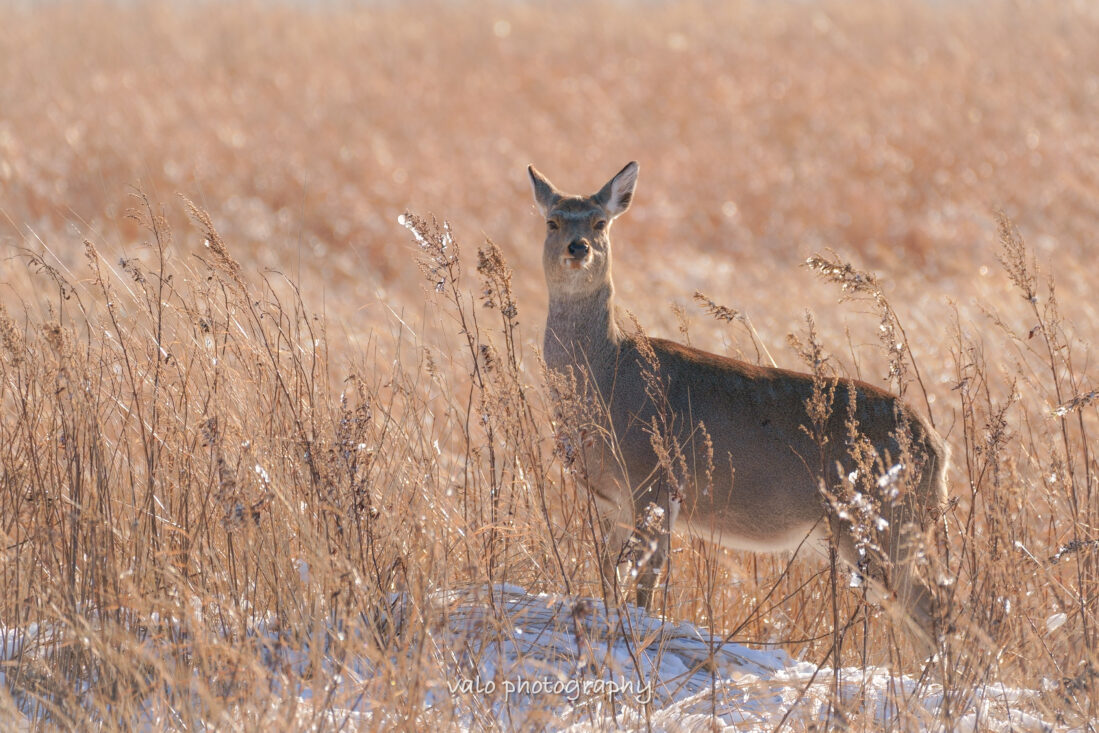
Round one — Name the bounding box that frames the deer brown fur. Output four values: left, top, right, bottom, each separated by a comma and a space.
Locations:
531, 161, 949, 656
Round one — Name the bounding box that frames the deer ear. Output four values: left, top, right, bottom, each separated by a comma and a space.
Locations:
528, 165, 560, 217
594, 161, 639, 218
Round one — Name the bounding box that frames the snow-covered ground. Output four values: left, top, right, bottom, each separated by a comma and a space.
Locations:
0, 585, 1060, 731
398, 584, 1054, 732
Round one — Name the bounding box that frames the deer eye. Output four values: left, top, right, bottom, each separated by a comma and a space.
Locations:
547, 220, 559, 231
593, 220, 607, 231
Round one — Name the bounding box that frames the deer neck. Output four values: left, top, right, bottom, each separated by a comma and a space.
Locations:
544, 282, 624, 380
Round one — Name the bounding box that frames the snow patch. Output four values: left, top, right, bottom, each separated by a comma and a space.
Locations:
0, 586, 1055, 731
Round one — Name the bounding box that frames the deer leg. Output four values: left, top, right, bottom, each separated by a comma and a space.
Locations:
635, 532, 669, 611
635, 488, 679, 611
595, 498, 634, 605
832, 505, 938, 659
886, 516, 939, 658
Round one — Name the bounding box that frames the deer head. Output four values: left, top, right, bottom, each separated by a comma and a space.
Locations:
528, 161, 638, 297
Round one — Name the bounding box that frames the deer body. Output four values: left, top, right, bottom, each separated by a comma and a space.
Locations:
532, 162, 949, 655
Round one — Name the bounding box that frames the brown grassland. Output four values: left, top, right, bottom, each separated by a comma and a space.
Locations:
1, 0, 1098, 729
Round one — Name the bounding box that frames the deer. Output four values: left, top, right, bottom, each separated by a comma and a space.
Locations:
529, 161, 949, 657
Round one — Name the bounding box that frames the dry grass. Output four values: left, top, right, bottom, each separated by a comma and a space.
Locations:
1, 0, 1097, 729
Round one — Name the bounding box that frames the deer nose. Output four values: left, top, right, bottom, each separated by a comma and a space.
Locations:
567, 240, 590, 258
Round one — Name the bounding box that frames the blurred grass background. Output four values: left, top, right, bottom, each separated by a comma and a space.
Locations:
3, 0, 1097, 341
1, 0, 1097, 728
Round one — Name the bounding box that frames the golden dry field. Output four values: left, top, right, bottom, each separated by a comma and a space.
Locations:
1, 1, 1098, 729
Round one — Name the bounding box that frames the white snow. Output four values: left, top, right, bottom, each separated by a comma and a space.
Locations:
0, 585, 1060, 731
386, 585, 1055, 732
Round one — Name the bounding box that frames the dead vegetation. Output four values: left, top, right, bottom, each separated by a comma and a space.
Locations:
1, 0, 1097, 729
